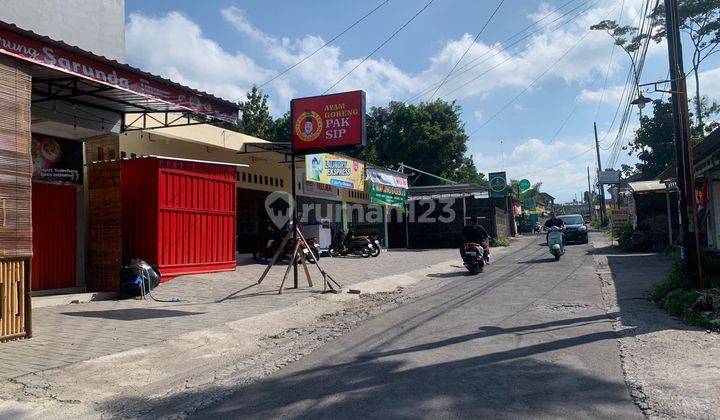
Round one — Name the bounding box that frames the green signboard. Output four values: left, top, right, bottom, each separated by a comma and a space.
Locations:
522, 198, 536, 208
519, 179, 531, 192
489, 171, 508, 198
370, 182, 407, 207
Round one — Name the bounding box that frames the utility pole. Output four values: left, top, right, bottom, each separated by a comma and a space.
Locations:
664, 0, 703, 284
587, 166, 593, 220
594, 122, 607, 224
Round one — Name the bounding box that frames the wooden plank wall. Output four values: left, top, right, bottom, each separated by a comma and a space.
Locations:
87, 160, 122, 292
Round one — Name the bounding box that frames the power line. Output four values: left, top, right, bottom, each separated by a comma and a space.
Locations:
468, 21, 599, 136
406, 0, 590, 103
427, 0, 505, 100
258, 0, 390, 88
426, 0, 599, 102
322, 0, 434, 94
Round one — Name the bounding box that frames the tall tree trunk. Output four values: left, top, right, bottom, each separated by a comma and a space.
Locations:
694, 65, 703, 133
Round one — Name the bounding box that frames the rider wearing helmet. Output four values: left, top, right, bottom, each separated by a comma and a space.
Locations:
544, 212, 565, 244
461, 216, 490, 261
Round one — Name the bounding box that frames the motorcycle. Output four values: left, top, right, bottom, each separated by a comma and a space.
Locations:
461, 242, 488, 274
329, 229, 371, 258
547, 226, 565, 261
283, 236, 320, 264
368, 236, 382, 257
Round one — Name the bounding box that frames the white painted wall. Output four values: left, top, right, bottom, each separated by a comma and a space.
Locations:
0, 0, 125, 62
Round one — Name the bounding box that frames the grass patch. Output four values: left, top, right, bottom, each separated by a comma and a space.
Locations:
490, 237, 510, 247
652, 256, 720, 330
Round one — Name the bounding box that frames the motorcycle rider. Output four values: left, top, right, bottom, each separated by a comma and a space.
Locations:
544, 211, 565, 244
461, 216, 490, 262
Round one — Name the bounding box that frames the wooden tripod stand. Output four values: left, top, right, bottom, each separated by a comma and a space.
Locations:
256, 227, 342, 294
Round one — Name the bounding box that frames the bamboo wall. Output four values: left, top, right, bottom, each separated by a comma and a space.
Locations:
0, 56, 31, 341
87, 159, 122, 292
0, 260, 27, 341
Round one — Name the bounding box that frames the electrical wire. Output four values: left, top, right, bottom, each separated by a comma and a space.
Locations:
427, 0, 505, 100
257, 0, 390, 88
406, 0, 591, 103
322, 0, 435, 94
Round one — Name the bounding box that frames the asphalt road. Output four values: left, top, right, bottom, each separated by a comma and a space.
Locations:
194, 232, 642, 419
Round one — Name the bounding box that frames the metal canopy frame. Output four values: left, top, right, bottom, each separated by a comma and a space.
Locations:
30, 74, 231, 132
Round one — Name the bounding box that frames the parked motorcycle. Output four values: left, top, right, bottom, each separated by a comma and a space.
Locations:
460, 243, 488, 274
329, 229, 371, 258
547, 226, 565, 261
368, 236, 381, 257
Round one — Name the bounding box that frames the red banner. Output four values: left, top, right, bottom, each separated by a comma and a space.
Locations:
291, 90, 365, 153
0, 26, 238, 123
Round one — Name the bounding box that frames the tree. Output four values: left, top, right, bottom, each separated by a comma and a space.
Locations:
357, 100, 484, 185
271, 111, 291, 143
590, 20, 650, 101
692, 95, 720, 139
510, 179, 543, 201
651, 0, 720, 131
627, 99, 676, 179
238, 85, 274, 140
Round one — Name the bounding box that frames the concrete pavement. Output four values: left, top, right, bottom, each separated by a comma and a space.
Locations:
196, 233, 642, 419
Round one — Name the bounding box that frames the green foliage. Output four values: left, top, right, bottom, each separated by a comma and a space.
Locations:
271, 111, 291, 143
626, 99, 676, 180
490, 237, 509, 247
590, 20, 648, 55
356, 100, 484, 185
618, 224, 634, 250
591, 217, 605, 229
510, 179, 543, 201
651, 1, 720, 131
238, 86, 274, 140
663, 288, 701, 317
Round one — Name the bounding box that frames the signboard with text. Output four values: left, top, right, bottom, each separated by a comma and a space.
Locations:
32, 134, 83, 184
0, 27, 238, 123
291, 90, 366, 154
599, 170, 621, 184
489, 171, 508, 197
305, 153, 365, 191
367, 168, 409, 208
610, 208, 630, 237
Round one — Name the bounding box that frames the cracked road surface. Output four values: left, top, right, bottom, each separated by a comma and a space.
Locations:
195, 233, 642, 419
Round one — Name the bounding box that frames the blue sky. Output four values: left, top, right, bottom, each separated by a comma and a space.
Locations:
124, 0, 720, 202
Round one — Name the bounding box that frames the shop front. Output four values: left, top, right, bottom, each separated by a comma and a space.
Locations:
0, 20, 240, 339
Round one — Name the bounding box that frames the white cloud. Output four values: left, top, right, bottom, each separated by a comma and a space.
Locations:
513, 104, 526, 112
471, 137, 604, 202
126, 11, 273, 106
577, 84, 627, 106
474, 110, 483, 122
126, 0, 655, 117
694, 66, 720, 102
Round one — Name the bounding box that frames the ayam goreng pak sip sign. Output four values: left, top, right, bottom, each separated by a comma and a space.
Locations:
291, 90, 366, 154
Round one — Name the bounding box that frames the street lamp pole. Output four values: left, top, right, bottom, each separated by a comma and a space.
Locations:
664, 0, 703, 284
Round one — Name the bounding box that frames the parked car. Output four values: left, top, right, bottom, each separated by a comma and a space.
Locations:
558, 214, 588, 244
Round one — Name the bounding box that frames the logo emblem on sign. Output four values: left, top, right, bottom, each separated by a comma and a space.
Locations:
264, 191, 293, 228
294, 111, 323, 142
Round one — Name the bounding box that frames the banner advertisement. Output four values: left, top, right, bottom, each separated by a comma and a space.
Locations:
291, 90, 366, 153
610, 208, 630, 237
370, 182, 408, 207
32, 134, 83, 184
0, 28, 237, 123
305, 153, 365, 191
300, 171, 341, 200
367, 168, 408, 189
489, 171, 508, 197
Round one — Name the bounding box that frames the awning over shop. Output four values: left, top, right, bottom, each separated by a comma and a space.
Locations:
628, 180, 668, 194
0, 21, 239, 125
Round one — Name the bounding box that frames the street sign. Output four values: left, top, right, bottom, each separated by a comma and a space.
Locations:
598, 170, 621, 184
291, 90, 366, 154
610, 208, 630, 237
489, 171, 507, 197
519, 179, 531, 191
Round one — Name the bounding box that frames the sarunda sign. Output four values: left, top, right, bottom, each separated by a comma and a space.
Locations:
291, 90, 366, 153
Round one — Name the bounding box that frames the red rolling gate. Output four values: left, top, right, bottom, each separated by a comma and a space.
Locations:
121, 157, 236, 279
31, 182, 77, 290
